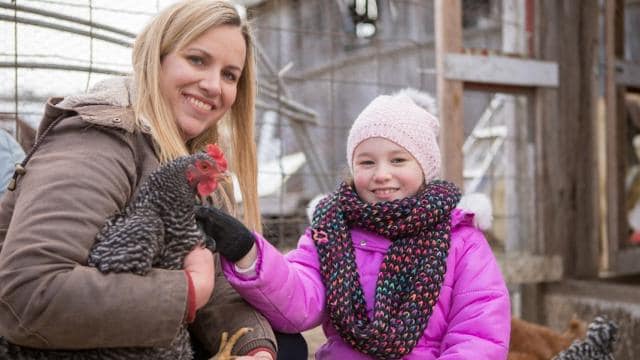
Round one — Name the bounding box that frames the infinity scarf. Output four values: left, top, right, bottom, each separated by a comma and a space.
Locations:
310, 180, 461, 359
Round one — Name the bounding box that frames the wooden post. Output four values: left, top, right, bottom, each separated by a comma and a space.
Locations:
604, 0, 627, 273
535, 0, 600, 278
435, 0, 464, 187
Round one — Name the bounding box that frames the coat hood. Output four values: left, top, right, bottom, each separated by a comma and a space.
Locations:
58, 76, 135, 109
457, 192, 493, 230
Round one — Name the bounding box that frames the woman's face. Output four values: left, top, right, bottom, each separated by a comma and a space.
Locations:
159, 25, 246, 141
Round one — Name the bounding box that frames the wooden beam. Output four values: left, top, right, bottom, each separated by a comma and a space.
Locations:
435, 0, 464, 187
535, 0, 600, 278
604, 0, 627, 272
444, 54, 558, 87
616, 60, 640, 89
572, 0, 601, 278
612, 247, 640, 275
463, 82, 535, 95
545, 279, 640, 304
496, 253, 563, 284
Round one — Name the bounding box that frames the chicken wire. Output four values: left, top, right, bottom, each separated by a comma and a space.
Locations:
0, 0, 537, 254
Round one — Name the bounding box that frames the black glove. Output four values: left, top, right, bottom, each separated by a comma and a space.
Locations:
195, 205, 255, 262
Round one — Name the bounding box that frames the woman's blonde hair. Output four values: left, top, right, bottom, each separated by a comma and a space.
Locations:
132, 0, 261, 231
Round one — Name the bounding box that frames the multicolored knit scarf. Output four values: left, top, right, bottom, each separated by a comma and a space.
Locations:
310, 180, 461, 359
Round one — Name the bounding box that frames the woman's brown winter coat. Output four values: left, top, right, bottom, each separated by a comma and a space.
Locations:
0, 97, 276, 355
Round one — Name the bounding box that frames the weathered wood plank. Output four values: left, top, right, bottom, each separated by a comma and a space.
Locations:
535, 0, 600, 278
612, 246, 640, 275
444, 54, 558, 87
497, 253, 563, 284
616, 60, 640, 89
435, 0, 464, 187
604, 0, 628, 274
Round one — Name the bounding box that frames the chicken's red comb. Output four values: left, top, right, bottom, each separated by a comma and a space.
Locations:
205, 144, 228, 172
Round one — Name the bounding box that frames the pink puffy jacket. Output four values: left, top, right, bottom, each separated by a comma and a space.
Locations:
223, 209, 511, 359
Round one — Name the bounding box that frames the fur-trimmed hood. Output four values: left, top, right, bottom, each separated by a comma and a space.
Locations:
457, 192, 493, 230
58, 76, 135, 109
44, 77, 149, 135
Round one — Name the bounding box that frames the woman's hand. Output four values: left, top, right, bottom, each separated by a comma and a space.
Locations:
183, 245, 215, 310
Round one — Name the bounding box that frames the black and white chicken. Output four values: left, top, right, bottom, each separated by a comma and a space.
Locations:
0, 144, 244, 360
553, 316, 618, 360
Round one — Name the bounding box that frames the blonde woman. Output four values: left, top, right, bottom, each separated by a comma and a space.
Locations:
0, 1, 275, 359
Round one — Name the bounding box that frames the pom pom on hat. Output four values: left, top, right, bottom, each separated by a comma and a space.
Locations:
346, 88, 441, 181
394, 88, 439, 117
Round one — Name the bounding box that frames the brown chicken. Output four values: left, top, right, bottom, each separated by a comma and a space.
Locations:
508, 316, 586, 360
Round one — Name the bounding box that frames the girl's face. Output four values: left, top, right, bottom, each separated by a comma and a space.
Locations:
352, 137, 425, 204
159, 25, 246, 141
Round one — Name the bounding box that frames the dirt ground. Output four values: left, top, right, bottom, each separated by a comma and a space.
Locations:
301, 326, 325, 359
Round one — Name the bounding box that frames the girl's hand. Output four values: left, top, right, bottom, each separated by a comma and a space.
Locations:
183, 245, 215, 310
195, 205, 256, 262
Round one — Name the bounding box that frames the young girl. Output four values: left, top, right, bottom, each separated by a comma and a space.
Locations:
197, 91, 511, 359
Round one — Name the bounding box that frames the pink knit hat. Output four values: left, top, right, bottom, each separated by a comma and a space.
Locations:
346, 89, 441, 181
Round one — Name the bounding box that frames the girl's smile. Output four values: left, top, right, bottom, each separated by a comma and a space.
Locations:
352, 137, 425, 204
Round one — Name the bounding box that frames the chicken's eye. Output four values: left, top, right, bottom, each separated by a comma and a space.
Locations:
196, 160, 211, 171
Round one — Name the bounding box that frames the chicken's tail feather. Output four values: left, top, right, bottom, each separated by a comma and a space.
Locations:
552, 316, 618, 360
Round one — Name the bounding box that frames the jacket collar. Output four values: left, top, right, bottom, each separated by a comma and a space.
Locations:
41, 76, 151, 135
451, 208, 474, 227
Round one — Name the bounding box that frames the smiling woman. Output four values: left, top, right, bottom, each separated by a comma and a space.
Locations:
132, 0, 261, 232
0, 1, 276, 359
159, 25, 246, 142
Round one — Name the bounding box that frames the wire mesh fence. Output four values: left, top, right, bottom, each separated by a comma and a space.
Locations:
1, 0, 538, 252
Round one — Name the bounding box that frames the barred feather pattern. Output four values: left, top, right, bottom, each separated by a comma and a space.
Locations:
311, 180, 461, 360
553, 316, 618, 360
0, 152, 216, 360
